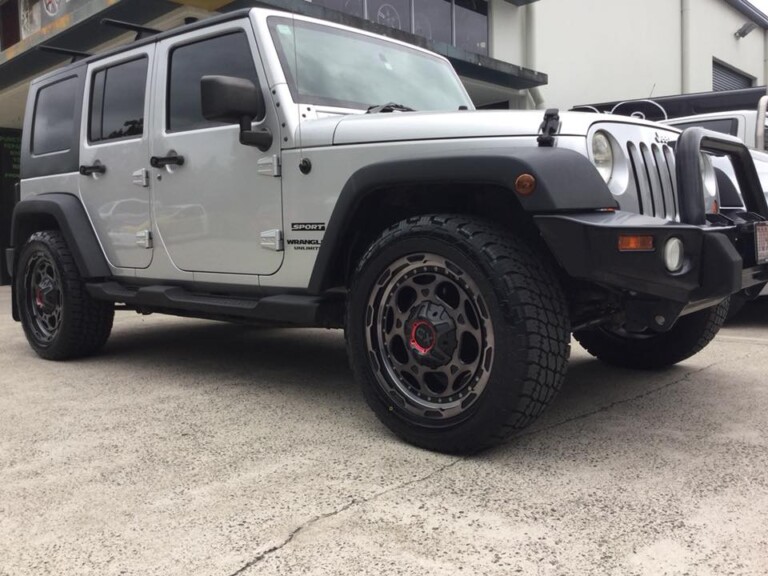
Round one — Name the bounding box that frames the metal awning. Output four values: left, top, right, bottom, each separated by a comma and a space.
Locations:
0, 0, 546, 93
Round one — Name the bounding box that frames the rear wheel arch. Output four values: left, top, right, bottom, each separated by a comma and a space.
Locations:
11, 194, 110, 280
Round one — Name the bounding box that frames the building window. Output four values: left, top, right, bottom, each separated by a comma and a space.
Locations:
0, 0, 21, 50
312, 0, 488, 55
414, 0, 451, 44
455, 0, 487, 54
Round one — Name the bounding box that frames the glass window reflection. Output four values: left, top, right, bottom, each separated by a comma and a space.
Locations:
414, 0, 451, 44
455, 0, 488, 55
310, 0, 488, 56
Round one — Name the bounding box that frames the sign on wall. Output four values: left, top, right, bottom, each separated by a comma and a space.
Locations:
20, 0, 90, 39
0, 130, 21, 182
0, 129, 21, 286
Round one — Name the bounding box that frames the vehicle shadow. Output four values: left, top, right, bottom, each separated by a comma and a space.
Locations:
101, 318, 356, 393
94, 316, 699, 450
726, 296, 768, 327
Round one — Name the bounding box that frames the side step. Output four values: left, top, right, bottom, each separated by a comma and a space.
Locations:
86, 282, 343, 327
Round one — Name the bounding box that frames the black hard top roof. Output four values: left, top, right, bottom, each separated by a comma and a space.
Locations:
32, 8, 256, 86
573, 86, 768, 121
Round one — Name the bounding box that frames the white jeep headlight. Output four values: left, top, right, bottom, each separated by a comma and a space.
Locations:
592, 131, 614, 183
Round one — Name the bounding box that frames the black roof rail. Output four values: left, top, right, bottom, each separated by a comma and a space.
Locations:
37, 45, 91, 62
100, 18, 161, 41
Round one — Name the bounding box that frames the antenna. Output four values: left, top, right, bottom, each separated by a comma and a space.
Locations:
100, 18, 160, 41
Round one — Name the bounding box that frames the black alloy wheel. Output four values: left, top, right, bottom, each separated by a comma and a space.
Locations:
347, 214, 571, 453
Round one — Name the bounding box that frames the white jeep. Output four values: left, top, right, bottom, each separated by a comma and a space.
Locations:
8, 8, 768, 452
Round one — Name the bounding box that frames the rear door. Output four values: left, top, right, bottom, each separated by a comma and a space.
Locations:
150, 20, 283, 276
79, 46, 154, 269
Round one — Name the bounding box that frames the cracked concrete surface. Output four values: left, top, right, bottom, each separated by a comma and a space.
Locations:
1, 285, 767, 575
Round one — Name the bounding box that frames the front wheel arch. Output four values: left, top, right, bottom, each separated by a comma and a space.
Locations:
309, 152, 616, 293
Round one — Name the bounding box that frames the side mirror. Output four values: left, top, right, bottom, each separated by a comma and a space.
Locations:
200, 75, 273, 151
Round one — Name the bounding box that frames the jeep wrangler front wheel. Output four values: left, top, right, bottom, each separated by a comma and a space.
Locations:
17, 231, 114, 360
347, 215, 570, 454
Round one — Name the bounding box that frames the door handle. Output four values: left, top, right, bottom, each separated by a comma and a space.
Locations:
150, 154, 185, 168
79, 163, 107, 176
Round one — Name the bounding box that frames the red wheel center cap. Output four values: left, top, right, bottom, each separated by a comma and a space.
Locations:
410, 320, 437, 355
35, 288, 44, 309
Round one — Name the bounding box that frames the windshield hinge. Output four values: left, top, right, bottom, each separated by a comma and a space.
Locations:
538, 108, 561, 147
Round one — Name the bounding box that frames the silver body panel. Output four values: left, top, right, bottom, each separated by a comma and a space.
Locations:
78, 44, 156, 272
18, 8, 696, 292
148, 18, 283, 279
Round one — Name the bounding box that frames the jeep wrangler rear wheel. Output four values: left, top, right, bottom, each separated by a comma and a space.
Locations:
347, 215, 571, 454
17, 231, 114, 360
573, 300, 728, 370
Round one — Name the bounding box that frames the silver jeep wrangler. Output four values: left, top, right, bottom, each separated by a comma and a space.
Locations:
8, 8, 768, 453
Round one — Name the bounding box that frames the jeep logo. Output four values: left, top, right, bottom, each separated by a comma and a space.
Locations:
654, 132, 672, 145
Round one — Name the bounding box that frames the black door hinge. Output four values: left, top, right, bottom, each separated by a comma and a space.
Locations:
537, 108, 561, 147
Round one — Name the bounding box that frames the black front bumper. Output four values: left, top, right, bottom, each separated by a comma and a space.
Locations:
536, 211, 767, 305
536, 127, 768, 325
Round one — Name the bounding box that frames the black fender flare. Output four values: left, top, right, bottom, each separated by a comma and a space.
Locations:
308, 149, 617, 292
10, 193, 110, 279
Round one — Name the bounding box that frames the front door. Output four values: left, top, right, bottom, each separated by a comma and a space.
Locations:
79, 46, 155, 269
150, 21, 283, 276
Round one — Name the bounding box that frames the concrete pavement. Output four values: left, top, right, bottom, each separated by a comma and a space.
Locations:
1, 285, 767, 576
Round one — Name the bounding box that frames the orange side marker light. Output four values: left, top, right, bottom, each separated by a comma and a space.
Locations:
618, 234, 655, 252
515, 174, 536, 196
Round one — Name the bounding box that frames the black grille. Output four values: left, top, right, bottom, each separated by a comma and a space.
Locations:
627, 142, 678, 220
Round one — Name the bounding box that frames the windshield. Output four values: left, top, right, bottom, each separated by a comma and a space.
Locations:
268, 16, 472, 111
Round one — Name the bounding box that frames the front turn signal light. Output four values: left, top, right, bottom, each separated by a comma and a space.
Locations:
618, 234, 655, 252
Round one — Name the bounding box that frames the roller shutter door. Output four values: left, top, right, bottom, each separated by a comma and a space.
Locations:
713, 61, 752, 91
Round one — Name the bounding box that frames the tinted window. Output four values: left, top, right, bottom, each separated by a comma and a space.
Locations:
168, 32, 259, 132
672, 118, 738, 137
90, 57, 148, 143
33, 77, 77, 155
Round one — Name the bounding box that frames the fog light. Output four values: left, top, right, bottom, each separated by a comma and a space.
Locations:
664, 237, 684, 272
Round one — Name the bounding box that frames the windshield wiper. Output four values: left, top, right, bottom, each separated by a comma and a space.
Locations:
366, 102, 416, 114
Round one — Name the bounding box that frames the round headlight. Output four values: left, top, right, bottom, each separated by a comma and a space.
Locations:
592, 131, 614, 183
699, 153, 718, 209
664, 237, 684, 273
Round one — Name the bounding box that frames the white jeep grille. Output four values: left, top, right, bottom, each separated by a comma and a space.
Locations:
593, 123, 682, 222
626, 141, 678, 220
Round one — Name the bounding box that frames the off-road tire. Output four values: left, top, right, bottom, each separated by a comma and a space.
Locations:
16, 231, 114, 360
346, 214, 570, 454
725, 292, 747, 321
574, 300, 728, 370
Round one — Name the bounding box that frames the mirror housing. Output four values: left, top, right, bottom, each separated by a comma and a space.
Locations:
200, 75, 273, 151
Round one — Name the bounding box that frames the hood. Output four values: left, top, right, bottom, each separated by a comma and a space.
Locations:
295, 110, 681, 148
